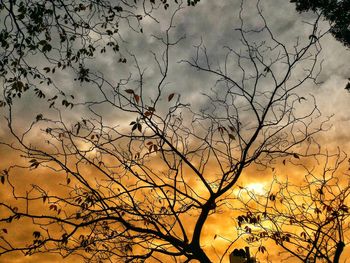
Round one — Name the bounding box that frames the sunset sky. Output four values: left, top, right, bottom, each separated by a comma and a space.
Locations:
1, 0, 350, 262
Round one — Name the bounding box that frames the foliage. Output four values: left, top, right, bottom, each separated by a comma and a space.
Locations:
290, 0, 350, 47
0, 0, 197, 108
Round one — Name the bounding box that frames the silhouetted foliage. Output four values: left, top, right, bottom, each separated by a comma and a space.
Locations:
290, 0, 350, 47
0, 0, 198, 108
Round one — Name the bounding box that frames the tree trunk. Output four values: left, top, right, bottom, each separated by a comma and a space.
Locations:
333, 241, 345, 263
193, 247, 211, 263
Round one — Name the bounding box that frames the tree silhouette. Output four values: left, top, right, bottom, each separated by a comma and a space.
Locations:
0, 1, 329, 262
0, 0, 198, 107
290, 0, 350, 48
236, 151, 350, 262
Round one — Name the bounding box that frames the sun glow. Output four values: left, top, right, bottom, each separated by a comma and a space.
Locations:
246, 183, 266, 194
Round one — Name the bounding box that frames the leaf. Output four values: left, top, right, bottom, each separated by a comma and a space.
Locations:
34, 88, 46, 99
36, 114, 43, 122
75, 122, 81, 135
314, 207, 321, 214
30, 159, 40, 169
345, 82, 350, 91
134, 94, 140, 104
293, 153, 300, 159
33, 231, 41, 239
258, 246, 266, 254
1, 176, 4, 184
137, 123, 142, 132
48, 95, 57, 102
340, 204, 349, 213
298, 96, 306, 103
67, 178, 71, 185
2, 228, 8, 234
283, 159, 286, 165
42, 43, 52, 52
228, 134, 235, 140
125, 89, 134, 94
0, 100, 6, 107
168, 93, 175, 102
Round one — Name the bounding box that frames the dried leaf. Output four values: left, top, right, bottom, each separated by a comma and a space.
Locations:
293, 153, 300, 159
75, 122, 81, 135
259, 246, 266, 254
125, 89, 134, 94
33, 231, 41, 239
168, 93, 175, 102
134, 94, 140, 104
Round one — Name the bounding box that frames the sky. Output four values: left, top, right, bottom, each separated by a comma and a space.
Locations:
1, 0, 350, 262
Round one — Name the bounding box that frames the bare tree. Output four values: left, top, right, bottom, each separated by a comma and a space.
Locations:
0, 1, 328, 262
236, 151, 350, 263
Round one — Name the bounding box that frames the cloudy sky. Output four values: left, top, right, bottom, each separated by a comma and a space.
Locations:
1, 0, 350, 262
